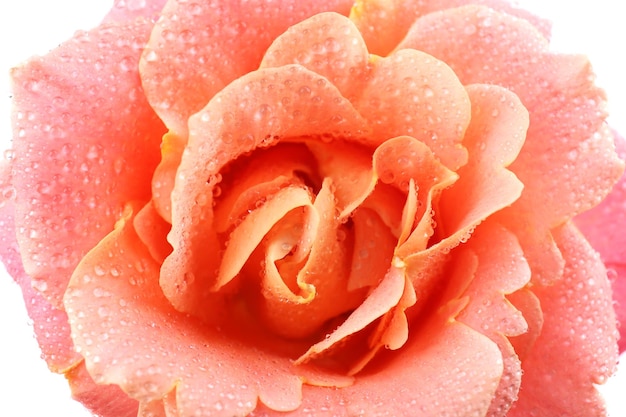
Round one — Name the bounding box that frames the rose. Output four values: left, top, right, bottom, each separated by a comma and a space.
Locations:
1, 1, 624, 416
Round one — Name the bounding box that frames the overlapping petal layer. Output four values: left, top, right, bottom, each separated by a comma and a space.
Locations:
10, 19, 166, 307
140, 0, 354, 136
0, 163, 79, 372
398, 5, 625, 284
575, 132, 626, 352
65, 203, 353, 416
350, 0, 551, 56
162, 64, 370, 318
508, 223, 618, 416
3, 0, 624, 416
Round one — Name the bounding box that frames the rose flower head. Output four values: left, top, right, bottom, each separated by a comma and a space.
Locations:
1, 0, 625, 416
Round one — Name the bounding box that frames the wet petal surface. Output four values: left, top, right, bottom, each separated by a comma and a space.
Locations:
10, 19, 166, 306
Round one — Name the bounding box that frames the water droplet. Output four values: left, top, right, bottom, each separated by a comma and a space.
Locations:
422, 86, 435, 98
32, 279, 48, 292
144, 50, 158, 62
464, 24, 477, 35
97, 306, 110, 318
119, 56, 134, 72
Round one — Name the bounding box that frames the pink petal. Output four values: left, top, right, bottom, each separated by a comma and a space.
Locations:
0, 162, 79, 371
352, 48, 470, 170
351, 0, 551, 56
438, 84, 526, 235
66, 361, 139, 417
399, 5, 623, 229
402, 84, 527, 317
575, 131, 626, 352
507, 289, 544, 362
509, 222, 618, 416
140, 0, 354, 136
102, 0, 168, 24
10, 19, 166, 307
454, 222, 531, 415
64, 202, 351, 416
260, 12, 369, 101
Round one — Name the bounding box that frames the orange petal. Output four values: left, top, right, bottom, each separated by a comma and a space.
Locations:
218, 185, 313, 290
508, 222, 618, 416
400, 5, 623, 226
10, 19, 166, 307
133, 201, 172, 264
438, 84, 526, 238
261, 12, 369, 101
252, 180, 368, 339
353, 49, 470, 170
507, 289, 544, 362
64, 202, 348, 416
348, 272, 417, 374
214, 144, 318, 234
295, 264, 405, 364
371, 135, 458, 256
347, 208, 396, 291
350, 0, 551, 56
138, 398, 167, 417
140, 0, 354, 136
151, 131, 185, 223
403, 85, 527, 311
292, 322, 503, 416
306, 141, 375, 219
360, 184, 406, 238
162, 65, 370, 316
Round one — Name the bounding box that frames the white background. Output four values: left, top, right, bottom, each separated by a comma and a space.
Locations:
0, 1, 624, 416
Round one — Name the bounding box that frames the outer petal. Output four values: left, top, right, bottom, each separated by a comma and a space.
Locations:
350, 0, 551, 56
64, 203, 351, 416
399, 5, 623, 227
509, 223, 618, 416
103, 0, 168, 23
401, 5, 624, 288
10, 19, 166, 306
454, 222, 531, 416
260, 12, 369, 101
575, 131, 626, 352
140, 0, 354, 136
66, 361, 139, 417
0, 162, 80, 372
437, 84, 526, 236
